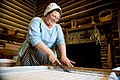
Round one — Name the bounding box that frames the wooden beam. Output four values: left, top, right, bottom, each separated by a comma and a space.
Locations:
0, 23, 27, 35
0, 8, 30, 23
0, 49, 19, 56
36, 0, 50, 15
59, 1, 116, 22
0, 34, 25, 43
2, 0, 34, 17
62, 0, 100, 17
10, 0, 35, 14
24, 0, 36, 8
0, 13, 28, 27
107, 43, 112, 68
118, 1, 120, 51
1, 3, 32, 20
62, 21, 113, 31
61, 0, 85, 12
60, 0, 75, 8
0, 18, 28, 30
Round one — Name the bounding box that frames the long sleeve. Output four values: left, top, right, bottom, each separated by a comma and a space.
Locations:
28, 17, 42, 46
56, 24, 65, 46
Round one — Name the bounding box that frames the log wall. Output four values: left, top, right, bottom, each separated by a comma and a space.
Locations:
0, 0, 36, 59
0, 0, 36, 43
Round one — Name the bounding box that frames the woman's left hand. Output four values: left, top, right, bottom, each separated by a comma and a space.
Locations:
61, 56, 75, 67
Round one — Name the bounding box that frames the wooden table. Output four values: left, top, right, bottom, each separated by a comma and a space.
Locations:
0, 66, 119, 80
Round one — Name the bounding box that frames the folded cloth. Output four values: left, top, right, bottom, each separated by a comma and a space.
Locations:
108, 72, 119, 80
108, 67, 120, 80
113, 67, 120, 71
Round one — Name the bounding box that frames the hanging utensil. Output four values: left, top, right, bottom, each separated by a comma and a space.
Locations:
90, 16, 101, 45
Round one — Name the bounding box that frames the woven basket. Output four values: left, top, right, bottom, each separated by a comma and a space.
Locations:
99, 9, 112, 22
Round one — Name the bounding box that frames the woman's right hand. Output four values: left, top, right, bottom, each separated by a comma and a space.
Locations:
48, 53, 61, 65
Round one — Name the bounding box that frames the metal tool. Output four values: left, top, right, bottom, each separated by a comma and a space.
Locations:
59, 65, 71, 72
50, 60, 71, 73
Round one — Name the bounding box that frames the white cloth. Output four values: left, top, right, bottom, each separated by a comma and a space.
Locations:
108, 72, 119, 80
44, 3, 61, 16
108, 67, 120, 80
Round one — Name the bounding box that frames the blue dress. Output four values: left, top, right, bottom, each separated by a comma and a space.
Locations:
17, 17, 65, 65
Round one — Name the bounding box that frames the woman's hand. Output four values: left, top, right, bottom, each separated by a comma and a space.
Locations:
48, 53, 61, 65
61, 56, 75, 67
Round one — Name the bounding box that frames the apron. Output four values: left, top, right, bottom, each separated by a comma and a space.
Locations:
16, 40, 56, 66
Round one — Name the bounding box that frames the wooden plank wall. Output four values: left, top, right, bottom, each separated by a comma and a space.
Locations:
0, 0, 36, 43
35, 0, 119, 68
0, 0, 36, 59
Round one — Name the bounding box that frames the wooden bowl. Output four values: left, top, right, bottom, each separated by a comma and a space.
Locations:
0, 59, 16, 67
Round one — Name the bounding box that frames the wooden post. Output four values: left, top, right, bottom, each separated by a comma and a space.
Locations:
107, 43, 112, 68
66, 31, 70, 44
118, 0, 120, 53
71, 20, 74, 29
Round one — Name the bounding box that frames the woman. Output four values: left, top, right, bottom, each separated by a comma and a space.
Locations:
16, 3, 75, 67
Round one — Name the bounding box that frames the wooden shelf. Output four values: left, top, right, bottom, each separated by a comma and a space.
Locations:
63, 21, 113, 32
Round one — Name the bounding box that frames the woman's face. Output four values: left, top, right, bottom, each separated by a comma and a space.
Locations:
46, 10, 60, 27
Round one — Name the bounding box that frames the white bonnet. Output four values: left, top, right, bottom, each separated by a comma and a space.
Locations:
44, 3, 62, 16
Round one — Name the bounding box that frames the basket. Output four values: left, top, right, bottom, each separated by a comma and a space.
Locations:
99, 9, 112, 22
